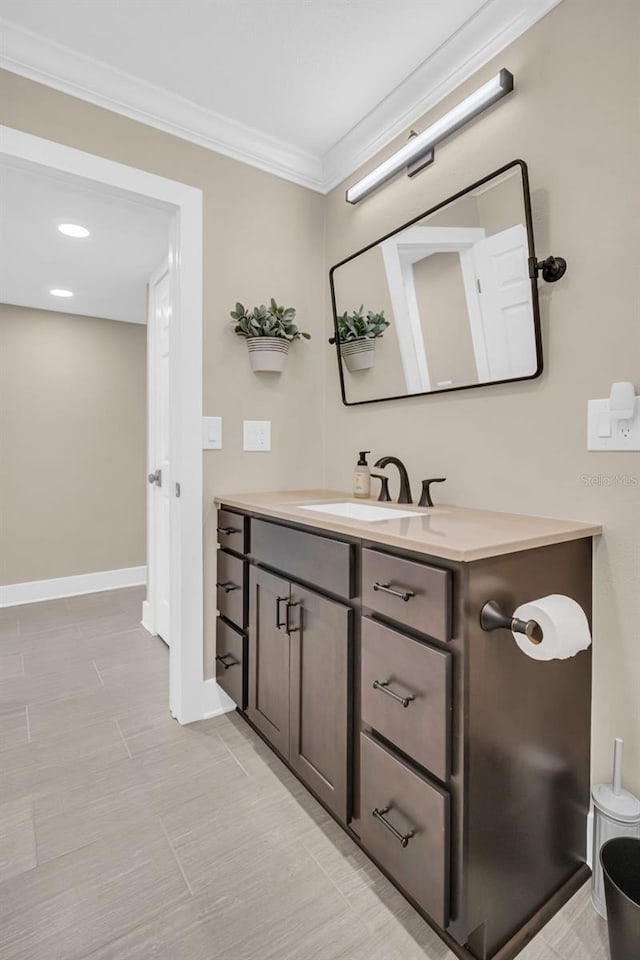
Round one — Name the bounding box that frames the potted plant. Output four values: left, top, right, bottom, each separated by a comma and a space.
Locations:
230, 299, 310, 372
336, 305, 390, 372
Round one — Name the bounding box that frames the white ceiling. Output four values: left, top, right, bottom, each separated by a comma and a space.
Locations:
0, 159, 171, 323
0, 0, 564, 191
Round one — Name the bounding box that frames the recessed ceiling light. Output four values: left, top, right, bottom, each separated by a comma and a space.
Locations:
58, 223, 90, 238
50, 288, 74, 298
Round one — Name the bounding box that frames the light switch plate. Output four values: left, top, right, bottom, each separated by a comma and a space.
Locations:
202, 416, 222, 450
243, 420, 271, 451
588, 398, 640, 450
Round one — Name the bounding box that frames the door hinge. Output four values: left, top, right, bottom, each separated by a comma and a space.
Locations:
476, 277, 482, 294
175, 482, 181, 498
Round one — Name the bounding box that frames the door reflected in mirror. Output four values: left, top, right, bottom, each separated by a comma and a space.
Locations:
330, 160, 542, 405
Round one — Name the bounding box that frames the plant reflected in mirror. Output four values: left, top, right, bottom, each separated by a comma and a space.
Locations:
330, 161, 541, 405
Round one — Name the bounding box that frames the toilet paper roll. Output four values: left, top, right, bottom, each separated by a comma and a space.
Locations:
512, 594, 591, 661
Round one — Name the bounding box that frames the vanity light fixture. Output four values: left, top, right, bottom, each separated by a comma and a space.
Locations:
58, 223, 90, 238
49, 288, 74, 297
346, 68, 514, 204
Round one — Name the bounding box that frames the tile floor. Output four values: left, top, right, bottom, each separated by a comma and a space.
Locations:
0, 587, 610, 960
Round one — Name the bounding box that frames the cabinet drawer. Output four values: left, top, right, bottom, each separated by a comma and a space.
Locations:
216, 617, 246, 709
361, 618, 451, 781
362, 549, 451, 642
252, 518, 354, 599
360, 733, 450, 927
217, 508, 249, 555
216, 549, 246, 628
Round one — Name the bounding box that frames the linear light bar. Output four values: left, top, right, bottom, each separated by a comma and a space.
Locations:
346, 69, 514, 204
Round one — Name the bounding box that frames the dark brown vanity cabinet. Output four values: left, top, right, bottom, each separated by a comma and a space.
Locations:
216, 502, 595, 960
247, 561, 353, 822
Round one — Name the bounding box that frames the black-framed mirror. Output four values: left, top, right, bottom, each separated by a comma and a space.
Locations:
329, 159, 543, 406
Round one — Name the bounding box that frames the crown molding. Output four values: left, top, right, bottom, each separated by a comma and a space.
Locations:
0, 19, 325, 192
0, 1, 564, 195
321, 0, 565, 192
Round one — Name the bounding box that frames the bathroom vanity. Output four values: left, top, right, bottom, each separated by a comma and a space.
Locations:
214, 491, 600, 960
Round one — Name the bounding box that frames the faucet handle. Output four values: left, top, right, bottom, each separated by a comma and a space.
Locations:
418, 478, 446, 508
371, 474, 392, 502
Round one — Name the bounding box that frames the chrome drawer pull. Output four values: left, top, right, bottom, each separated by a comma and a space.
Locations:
372, 806, 415, 848
372, 680, 415, 709
217, 526, 241, 536
373, 581, 415, 602
216, 581, 240, 593
215, 653, 240, 670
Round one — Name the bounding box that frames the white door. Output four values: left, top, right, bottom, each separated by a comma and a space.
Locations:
148, 262, 172, 644
472, 224, 537, 381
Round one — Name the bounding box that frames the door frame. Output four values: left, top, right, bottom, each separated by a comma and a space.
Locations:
0, 125, 207, 724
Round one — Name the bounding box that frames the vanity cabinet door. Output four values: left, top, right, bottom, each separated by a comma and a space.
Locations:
289, 585, 352, 823
247, 566, 291, 757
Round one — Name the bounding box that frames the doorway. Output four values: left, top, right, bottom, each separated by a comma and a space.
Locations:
0, 125, 208, 724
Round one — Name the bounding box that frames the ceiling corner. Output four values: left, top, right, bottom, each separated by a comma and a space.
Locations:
320, 0, 565, 194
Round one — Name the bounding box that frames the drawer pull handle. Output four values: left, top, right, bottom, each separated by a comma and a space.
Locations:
372, 680, 415, 709
217, 526, 241, 536
215, 653, 240, 670
216, 581, 240, 593
373, 582, 415, 602
276, 596, 288, 630
372, 806, 415, 848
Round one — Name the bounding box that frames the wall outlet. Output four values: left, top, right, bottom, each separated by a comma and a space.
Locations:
588, 397, 640, 451
243, 420, 271, 451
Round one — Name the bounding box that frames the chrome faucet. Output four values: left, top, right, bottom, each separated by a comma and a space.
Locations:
373, 456, 413, 504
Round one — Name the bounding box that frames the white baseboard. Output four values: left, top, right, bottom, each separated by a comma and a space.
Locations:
0, 565, 147, 607
200, 678, 237, 720
141, 599, 155, 635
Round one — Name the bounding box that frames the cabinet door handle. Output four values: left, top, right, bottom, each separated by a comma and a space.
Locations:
372, 680, 415, 709
216, 581, 240, 593
372, 806, 415, 848
215, 653, 240, 670
285, 600, 300, 634
217, 526, 241, 536
276, 596, 288, 630
373, 582, 415, 602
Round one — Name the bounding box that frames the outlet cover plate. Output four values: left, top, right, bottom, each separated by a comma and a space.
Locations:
243, 420, 271, 451
588, 398, 640, 451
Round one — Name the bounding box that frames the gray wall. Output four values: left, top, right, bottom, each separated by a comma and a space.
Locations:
0, 305, 146, 583
323, 0, 640, 794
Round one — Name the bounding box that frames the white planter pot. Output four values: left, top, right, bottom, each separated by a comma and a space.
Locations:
341, 338, 375, 372
246, 337, 290, 372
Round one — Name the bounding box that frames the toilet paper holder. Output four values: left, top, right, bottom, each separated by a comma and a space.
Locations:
480, 600, 544, 645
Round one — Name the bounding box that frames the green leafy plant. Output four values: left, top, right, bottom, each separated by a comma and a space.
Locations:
230, 299, 310, 341
336, 306, 389, 343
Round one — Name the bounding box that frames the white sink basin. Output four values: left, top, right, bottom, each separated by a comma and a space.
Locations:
298, 501, 424, 522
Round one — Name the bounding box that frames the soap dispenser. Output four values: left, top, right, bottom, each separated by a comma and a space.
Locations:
353, 451, 371, 499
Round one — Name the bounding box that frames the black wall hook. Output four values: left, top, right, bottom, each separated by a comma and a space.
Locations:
529, 255, 567, 283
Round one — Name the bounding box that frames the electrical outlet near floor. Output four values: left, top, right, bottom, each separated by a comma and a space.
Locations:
587, 397, 640, 451
243, 420, 271, 451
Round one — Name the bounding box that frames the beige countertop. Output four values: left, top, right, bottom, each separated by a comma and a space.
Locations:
215, 490, 601, 562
